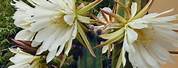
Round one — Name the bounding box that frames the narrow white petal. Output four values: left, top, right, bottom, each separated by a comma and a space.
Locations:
143, 13, 159, 19
149, 42, 173, 63
72, 23, 78, 39
29, 18, 50, 32
31, 7, 58, 19
56, 43, 66, 56
46, 50, 57, 63
128, 45, 150, 68
126, 28, 138, 43
158, 9, 174, 16
48, 26, 72, 51
10, 54, 33, 64
64, 0, 75, 10
36, 29, 59, 55
129, 20, 148, 29
12, 0, 32, 10
33, 24, 57, 42
31, 0, 58, 10
102, 46, 109, 54
50, 0, 67, 9
64, 39, 73, 56
154, 15, 177, 23
131, 2, 137, 17
123, 28, 137, 53
31, 41, 41, 47
8, 64, 31, 68
15, 30, 35, 41
139, 45, 160, 68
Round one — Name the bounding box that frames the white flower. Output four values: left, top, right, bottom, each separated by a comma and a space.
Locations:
12, 0, 102, 63
8, 48, 47, 68
123, 2, 178, 68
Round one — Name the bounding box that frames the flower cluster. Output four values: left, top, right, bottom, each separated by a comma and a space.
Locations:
9, 0, 178, 68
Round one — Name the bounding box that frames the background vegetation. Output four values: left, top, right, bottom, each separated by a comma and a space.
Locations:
0, 0, 19, 67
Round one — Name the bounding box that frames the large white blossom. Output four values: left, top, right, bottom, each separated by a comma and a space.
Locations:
12, 0, 97, 62
123, 2, 178, 68
8, 48, 47, 68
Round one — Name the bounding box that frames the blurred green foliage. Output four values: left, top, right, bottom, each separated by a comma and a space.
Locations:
0, 0, 18, 67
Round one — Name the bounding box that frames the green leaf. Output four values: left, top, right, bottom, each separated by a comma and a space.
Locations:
97, 28, 125, 47
116, 48, 126, 68
78, 0, 103, 15
77, 23, 96, 57
99, 27, 124, 39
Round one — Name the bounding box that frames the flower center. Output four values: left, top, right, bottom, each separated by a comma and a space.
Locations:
135, 29, 153, 45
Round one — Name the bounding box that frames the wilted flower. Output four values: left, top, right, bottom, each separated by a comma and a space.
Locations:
8, 48, 47, 68
95, 7, 115, 54
12, 0, 102, 62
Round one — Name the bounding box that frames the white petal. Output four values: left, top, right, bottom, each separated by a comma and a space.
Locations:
10, 54, 34, 64
13, 11, 32, 29
102, 46, 109, 54
126, 28, 138, 43
128, 45, 150, 68
29, 18, 50, 32
33, 24, 57, 42
55, 27, 72, 56
143, 13, 159, 19
78, 15, 90, 23
56, 43, 66, 56
154, 15, 177, 23
12, 0, 32, 11
36, 29, 59, 55
102, 7, 112, 13
143, 9, 174, 19
31, 41, 41, 47
139, 45, 160, 68
129, 20, 148, 29
31, 0, 58, 10
50, 0, 67, 9
158, 9, 174, 16
97, 7, 112, 17
46, 50, 57, 63
64, 14, 75, 25
64, 39, 73, 56
149, 42, 173, 63
155, 23, 178, 30
64, 25, 77, 55
72, 23, 78, 39
64, 0, 75, 10
131, 2, 137, 17
15, 30, 35, 41
48, 26, 72, 51
123, 28, 137, 53
8, 63, 31, 68
31, 7, 58, 19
